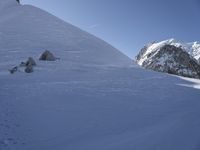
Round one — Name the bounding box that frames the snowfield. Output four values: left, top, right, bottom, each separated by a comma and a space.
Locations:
1, 1, 200, 150
1, 64, 200, 150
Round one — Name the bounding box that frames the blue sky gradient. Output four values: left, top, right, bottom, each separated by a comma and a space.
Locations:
22, 0, 200, 58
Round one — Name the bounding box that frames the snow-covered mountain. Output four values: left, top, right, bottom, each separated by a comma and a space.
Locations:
1, 1, 200, 150
0, 0, 131, 69
182, 41, 200, 61
136, 39, 200, 79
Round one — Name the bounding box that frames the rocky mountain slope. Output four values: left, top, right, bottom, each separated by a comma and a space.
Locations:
136, 39, 200, 79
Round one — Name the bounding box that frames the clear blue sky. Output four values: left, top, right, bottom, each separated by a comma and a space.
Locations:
22, 0, 200, 58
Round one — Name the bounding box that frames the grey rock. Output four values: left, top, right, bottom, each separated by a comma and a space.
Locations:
20, 57, 36, 67
25, 64, 33, 73
9, 66, 18, 74
26, 57, 36, 66
39, 50, 56, 61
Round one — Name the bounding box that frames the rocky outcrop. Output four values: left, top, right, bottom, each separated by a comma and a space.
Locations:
136, 43, 200, 79
26, 57, 36, 66
10, 57, 36, 74
20, 57, 36, 67
9, 66, 18, 74
39, 50, 56, 61
25, 64, 33, 73
9, 51, 58, 74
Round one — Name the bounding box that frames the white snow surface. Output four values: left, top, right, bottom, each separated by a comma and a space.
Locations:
1, 1, 200, 150
137, 38, 200, 65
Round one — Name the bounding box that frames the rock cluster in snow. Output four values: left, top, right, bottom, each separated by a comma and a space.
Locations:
136, 39, 200, 79
10, 57, 36, 74
9, 50, 56, 74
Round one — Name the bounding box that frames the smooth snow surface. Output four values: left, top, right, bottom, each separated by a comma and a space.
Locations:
1, 1, 200, 150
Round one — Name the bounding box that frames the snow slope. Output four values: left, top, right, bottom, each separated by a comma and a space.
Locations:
1, 1, 200, 150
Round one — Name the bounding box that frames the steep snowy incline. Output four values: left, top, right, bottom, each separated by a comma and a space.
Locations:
0, 1, 132, 70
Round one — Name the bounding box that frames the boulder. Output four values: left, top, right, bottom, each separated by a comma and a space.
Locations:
39, 50, 56, 61
9, 66, 18, 74
20, 57, 36, 67
25, 64, 33, 73
26, 57, 36, 66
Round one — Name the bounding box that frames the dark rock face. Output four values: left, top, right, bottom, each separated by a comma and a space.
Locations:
136, 44, 200, 79
39, 50, 56, 61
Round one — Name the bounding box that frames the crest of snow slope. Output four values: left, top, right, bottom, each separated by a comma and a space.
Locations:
1, 1, 200, 150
